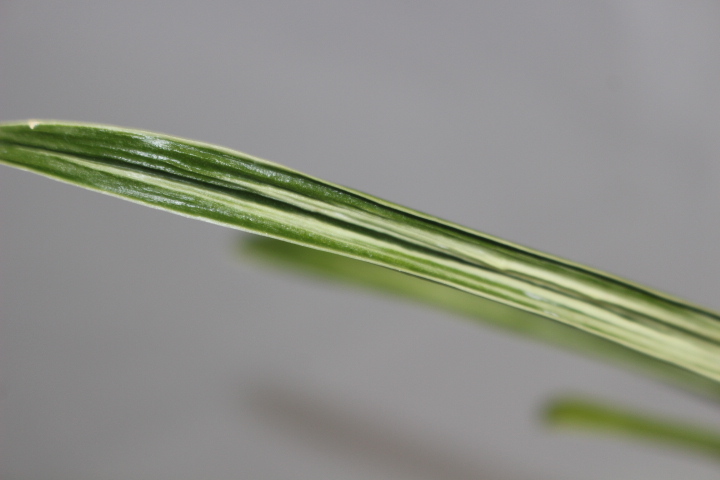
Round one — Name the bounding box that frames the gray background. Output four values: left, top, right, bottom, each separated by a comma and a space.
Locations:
2, 1, 720, 479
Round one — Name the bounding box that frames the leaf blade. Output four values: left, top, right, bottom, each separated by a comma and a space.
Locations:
2, 120, 720, 382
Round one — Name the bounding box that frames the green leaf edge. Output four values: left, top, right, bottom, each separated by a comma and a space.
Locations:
2, 120, 720, 383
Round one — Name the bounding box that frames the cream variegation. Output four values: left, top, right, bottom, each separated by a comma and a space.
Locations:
2, 119, 720, 384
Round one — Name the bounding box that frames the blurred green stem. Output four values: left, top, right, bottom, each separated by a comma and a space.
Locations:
239, 237, 720, 401
546, 397, 720, 459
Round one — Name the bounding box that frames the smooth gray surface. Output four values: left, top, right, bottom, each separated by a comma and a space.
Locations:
2, 2, 720, 479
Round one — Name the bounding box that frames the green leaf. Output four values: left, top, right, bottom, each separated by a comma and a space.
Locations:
545, 397, 720, 459
240, 237, 720, 400
2, 120, 720, 383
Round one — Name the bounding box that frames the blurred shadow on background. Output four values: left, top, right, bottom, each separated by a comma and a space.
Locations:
245, 380, 539, 480
238, 235, 720, 469
237, 235, 720, 402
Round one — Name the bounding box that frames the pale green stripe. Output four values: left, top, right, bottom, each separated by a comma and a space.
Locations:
2, 120, 720, 383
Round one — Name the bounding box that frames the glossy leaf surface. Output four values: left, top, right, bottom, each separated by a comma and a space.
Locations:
2, 120, 720, 383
